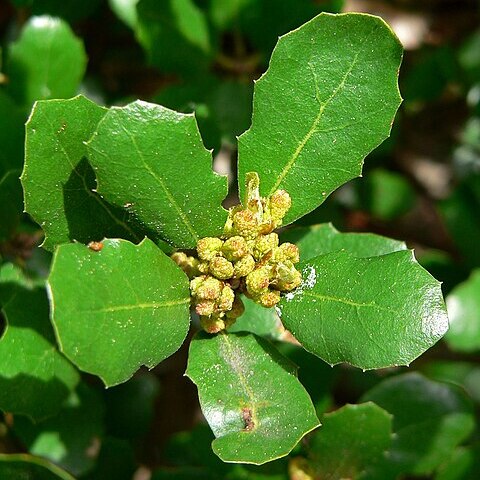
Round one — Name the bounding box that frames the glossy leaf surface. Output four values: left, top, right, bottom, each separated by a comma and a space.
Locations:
238, 13, 402, 223
445, 270, 480, 352
281, 223, 406, 262
0, 264, 79, 420
6, 16, 86, 106
48, 238, 190, 386
278, 250, 448, 369
88, 100, 228, 248
362, 373, 475, 475
22, 96, 144, 251
186, 332, 319, 464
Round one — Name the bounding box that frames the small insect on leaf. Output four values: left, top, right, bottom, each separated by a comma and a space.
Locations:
88, 241, 103, 252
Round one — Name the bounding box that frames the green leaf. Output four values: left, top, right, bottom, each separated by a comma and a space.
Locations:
227, 296, 283, 340
22, 95, 146, 251
0, 263, 79, 421
6, 16, 87, 106
87, 100, 228, 248
136, 0, 211, 76
0, 170, 23, 242
305, 403, 392, 479
362, 372, 475, 475
0, 454, 75, 480
0, 90, 25, 175
186, 332, 319, 464
48, 238, 190, 386
238, 12, 402, 224
445, 270, 480, 352
13, 383, 105, 477
281, 223, 407, 262
278, 250, 448, 369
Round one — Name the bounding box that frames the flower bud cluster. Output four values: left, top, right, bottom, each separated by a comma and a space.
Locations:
171, 172, 302, 334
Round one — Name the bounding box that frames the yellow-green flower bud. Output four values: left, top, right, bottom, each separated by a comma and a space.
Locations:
200, 315, 226, 334
277, 242, 300, 263
209, 256, 234, 280
195, 300, 215, 317
257, 289, 281, 308
252, 233, 279, 260
198, 261, 210, 274
233, 254, 255, 278
269, 189, 291, 224
217, 284, 235, 312
226, 295, 245, 319
170, 251, 200, 278
190, 275, 223, 300
233, 209, 258, 239
196, 237, 223, 261
222, 236, 248, 261
171, 251, 188, 265
246, 266, 270, 297
274, 265, 302, 291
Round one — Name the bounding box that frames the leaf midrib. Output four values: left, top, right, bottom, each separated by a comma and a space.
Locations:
119, 123, 199, 244
78, 297, 190, 313
267, 27, 375, 196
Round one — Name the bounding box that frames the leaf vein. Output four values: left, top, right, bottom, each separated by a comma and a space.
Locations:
119, 124, 199, 244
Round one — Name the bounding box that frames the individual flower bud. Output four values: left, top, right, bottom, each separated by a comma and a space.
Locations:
275, 265, 302, 291
257, 289, 281, 308
196, 237, 223, 261
200, 315, 226, 334
233, 254, 255, 278
195, 300, 215, 317
222, 236, 248, 261
277, 242, 300, 263
226, 295, 245, 319
170, 251, 200, 278
171, 251, 188, 266
252, 233, 279, 260
217, 284, 235, 312
233, 209, 258, 239
198, 261, 210, 274
191, 275, 223, 300
246, 266, 270, 297
269, 189, 291, 224
209, 256, 234, 280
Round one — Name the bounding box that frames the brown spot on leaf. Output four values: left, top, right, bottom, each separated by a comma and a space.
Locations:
88, 241, 103, 252
242, 407, 255, 431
